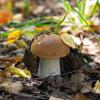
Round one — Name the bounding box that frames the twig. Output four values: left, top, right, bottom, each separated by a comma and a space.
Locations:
12, 93, 49, 100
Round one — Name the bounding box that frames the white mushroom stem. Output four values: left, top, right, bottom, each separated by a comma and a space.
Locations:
38, 58, 60, 78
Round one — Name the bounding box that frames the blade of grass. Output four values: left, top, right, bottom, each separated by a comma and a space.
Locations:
0, 32, 9, 37
88, 0, 98, 18
77, 0, 86, 16
6, 18, 57, 29
55, 0, 73, 33
77, 0, 86, 24
24, 0, 30, 16
62, 0, 97, 35
74, 8, 96, 35
0, 19, 58, 37
63, 0, 72, 12
54, 8, 73, 33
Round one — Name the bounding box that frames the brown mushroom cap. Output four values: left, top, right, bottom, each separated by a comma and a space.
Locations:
31, 34, 70, 59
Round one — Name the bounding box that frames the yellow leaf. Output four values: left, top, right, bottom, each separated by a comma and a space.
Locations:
93, 81, 100, 94
23, 69, 31, 77
7, 30, 21, 43
5, 0, 13, 11
0, 10, 12, 25
9, 66, 31, 79
34, 26, 50, 31
60, 32, 76, 48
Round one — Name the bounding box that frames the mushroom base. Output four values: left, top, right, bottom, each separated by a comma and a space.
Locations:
38, 58, 60, 78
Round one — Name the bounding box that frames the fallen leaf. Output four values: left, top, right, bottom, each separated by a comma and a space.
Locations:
49, 91, 71, 100
82, 38, 100, 54
34, 26, 50, 32
9, 65, 31, 79
73, 93, 89, 100
94, 55, 100, 63
13, 56, 22, 64
7, 29, 21, 43
72, 36, 81, 46
12, 13, 23, 22
0, 80, 23, 94
32, 5, 44, 15
88, 25, 100, 32
81, 82, 92, 93
92, 80, 100, 94
60, 32, 76, 48
71, 72, 85, 91
0, 10, 12, 25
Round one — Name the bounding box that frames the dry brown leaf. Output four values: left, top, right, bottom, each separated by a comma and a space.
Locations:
81, 82, 92, 93
94, 55, 100, 63
32, 5, 44, 15
82, 38, 100, 55
73, 94, 89, 100
0, 56, 22, 65
0, 80, 23, 94
49, 91, 70, 100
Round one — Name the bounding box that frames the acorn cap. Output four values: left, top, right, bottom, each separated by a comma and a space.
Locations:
31, 34, 70, 59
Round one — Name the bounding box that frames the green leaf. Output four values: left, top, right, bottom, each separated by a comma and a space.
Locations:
63, 0, 72, 12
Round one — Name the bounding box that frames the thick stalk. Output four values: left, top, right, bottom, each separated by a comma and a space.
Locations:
38, 58, 60, 78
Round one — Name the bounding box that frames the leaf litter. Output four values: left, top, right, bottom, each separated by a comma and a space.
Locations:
0, 0, 100, 100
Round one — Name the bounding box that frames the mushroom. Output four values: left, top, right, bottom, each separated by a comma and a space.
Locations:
31, 34, 70, 77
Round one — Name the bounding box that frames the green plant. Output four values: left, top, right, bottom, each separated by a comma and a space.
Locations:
62, 0, 98, 35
